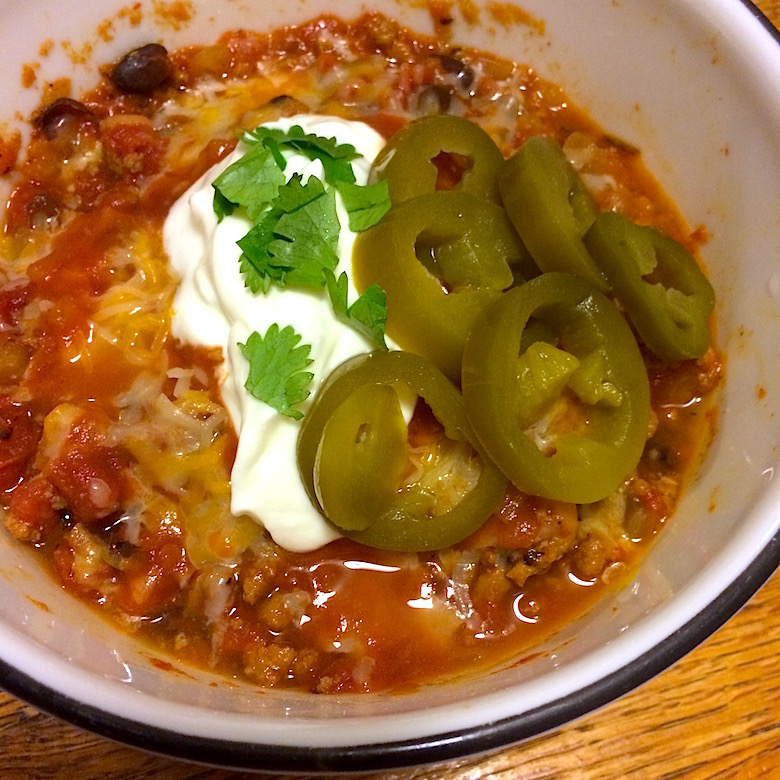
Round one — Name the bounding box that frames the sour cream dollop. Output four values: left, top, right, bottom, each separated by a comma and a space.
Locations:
164, 115, 389, 552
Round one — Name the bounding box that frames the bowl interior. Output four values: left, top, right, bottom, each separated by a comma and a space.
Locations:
0, 0, 778, 764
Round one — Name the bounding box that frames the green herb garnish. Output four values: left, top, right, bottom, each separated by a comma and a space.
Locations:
244, 124, 360, 186
239, 324, 314, 420
325, 270, 388, 349
212, 144, 286, 221
216, 124, 394, 420
337, 179, 392, 232
238, 174, 341, 293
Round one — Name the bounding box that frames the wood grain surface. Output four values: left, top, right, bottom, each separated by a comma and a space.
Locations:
2, 2, 779, 778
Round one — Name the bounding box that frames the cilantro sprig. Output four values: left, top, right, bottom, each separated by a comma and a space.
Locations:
212, 144, 285, 222
216, 123, 394, 419
325, 270, 388, 349
238, 174, 340, 293
231, 124, 391, 230
337, 179, 391, 232
243, 125, 360, 186
239, 325, 314, 421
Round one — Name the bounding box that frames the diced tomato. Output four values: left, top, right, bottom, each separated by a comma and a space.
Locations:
5, 475, 60, 543
101, 117, 169, 181
114, 534, 191, 615
51, 524, 117, 596
41, 408, 131, 525
0, 398, 40, 491
0, 282, 30, 329
3, 182, 61, 235
45, 446, 128, 524
72, 168, 109, 208
219, 614, 265, 658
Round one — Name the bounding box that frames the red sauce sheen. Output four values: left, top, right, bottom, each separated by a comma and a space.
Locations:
0, 14, 721, 692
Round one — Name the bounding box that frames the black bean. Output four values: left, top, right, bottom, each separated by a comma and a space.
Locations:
59, 509, 74, 528
416, 84, 453, 115
439, 54, 475, 90
111, 43, 173, 95
523, 549, 544, 566
37, 98, 96, 141
266, 94, 310, 116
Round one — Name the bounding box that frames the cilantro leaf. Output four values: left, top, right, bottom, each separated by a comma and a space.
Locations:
317, 154, 357, 187
273, 172, 327, 212
245, 125, 359, 163
213, 189, 236, 222
212, 144, 286, 221
239, 325, 314, 420
325, 270, 388, 349
244, 124, 359, 186
269, 176, 341, 285
238, 223, 276, 293
237, 174, 341, 291
338, 179, 392, 232
257, 135, 288, 171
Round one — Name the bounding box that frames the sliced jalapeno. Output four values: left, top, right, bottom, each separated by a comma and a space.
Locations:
584, 211, 715, 360
353, 191, 522, 381
314, 383, 408, 532
297, 351, 508, 551
462, 272, 650, 504
499, 135, 608, 291
370, 115, 505, 204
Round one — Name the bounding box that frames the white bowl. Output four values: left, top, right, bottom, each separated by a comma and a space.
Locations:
0, 0, 778, 772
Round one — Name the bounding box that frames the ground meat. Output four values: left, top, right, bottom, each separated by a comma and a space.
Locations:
569, 533, 622, 581
240, 555, 279, 606
243, 643, 297, 687
464, 488, 579, 587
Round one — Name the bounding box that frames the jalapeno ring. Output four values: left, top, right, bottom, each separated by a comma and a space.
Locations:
462, 272, 650, 504
297, 351, 507, 551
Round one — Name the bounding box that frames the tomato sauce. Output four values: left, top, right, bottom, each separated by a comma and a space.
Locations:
0, 14, 721, 692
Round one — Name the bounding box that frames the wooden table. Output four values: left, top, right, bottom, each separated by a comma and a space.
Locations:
3, 2, 779, 777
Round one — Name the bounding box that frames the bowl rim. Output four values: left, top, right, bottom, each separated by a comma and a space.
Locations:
0, 0, 778, 772
1, 533, 777, 772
